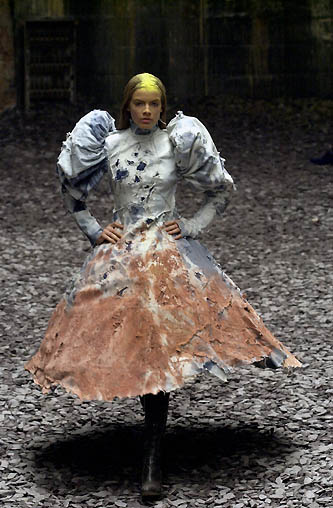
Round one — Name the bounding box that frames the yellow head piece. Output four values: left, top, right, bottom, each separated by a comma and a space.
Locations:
135, 73, 160, 92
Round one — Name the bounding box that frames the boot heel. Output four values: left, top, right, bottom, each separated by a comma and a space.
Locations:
141, 454, 162, 499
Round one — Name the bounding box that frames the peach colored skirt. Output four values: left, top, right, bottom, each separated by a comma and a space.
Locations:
26, 226, 301, 401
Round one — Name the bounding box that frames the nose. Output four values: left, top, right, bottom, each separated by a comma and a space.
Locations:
143, 103, 151, 115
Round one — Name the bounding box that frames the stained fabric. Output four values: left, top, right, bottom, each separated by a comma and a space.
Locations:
57, 110, 115, 246
58, 109, 115, 180
26, 112, 301, 401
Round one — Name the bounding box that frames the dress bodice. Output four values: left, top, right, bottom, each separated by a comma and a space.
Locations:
57, 110, 235, 245
105, 126, 178, 228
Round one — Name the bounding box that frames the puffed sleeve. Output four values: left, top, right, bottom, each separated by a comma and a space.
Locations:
56, 110, 116, 245
167, 111, 235, 239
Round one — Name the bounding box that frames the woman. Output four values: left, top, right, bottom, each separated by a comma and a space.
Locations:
26, 73, 301, 499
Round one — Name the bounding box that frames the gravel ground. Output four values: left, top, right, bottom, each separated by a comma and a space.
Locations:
0, 98, 332, 508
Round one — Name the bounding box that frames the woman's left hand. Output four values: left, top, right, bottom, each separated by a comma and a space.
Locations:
164, 220, 182, 240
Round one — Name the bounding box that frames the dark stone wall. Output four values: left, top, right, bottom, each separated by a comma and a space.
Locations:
5, 0, 333, 110
66, 0, 333, 103
0, 0, 16, 113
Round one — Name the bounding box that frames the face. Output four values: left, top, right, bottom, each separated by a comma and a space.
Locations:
128, 89, 162, 130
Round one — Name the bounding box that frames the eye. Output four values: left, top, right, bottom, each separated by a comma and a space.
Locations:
152, 102, 160, 107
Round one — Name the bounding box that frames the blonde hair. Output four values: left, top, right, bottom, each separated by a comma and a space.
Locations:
118, 73, 167, 130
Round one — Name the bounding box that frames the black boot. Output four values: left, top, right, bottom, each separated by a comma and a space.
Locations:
140, 391, 169, 500
310, 148, 333, 165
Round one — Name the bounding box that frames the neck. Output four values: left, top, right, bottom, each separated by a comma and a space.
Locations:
130, 119, 159, 135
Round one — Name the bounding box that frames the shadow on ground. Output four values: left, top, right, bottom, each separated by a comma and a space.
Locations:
31, 423, 300, 495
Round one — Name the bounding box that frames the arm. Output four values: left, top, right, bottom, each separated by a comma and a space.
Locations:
167, 112, 236, 239
179, 188, 233, 239
57, 110, 116, 246
60, 180, 104, 246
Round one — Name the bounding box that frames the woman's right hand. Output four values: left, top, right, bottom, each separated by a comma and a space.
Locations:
96, 222, 124, 245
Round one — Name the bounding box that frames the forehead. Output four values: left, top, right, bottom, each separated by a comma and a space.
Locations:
131, 89, 161, 102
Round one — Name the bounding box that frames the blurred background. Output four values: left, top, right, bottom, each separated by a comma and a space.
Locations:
1, 0, 332, 114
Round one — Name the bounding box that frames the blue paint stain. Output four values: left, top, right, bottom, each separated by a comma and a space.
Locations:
146, 218, 153, 224
115, 159, 119, 167
116, 169, 129, 180
117, 286, 128, 297
134, 152, 139, 157
130, 205, 140, 216
127, 160, 135, 165
203, 360, 215, 371
137, 162, 146, 171
73, 200, 87, 212
103, 273, 108, 279
126, 241, 132, 252
134, 175, 140, 183
141, 196, 145, 201
195, 272, 202, 279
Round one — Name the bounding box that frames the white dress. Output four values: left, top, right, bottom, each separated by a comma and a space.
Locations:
26, 111, 301, 401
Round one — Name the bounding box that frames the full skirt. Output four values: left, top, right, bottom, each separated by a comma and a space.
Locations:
26, 225, 301, 400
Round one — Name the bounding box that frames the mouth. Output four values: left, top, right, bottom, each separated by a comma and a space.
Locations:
141, 118, 152, 124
